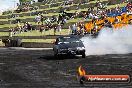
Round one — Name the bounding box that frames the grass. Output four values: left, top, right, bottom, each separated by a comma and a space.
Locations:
66, 8, 88, 13
0, 0, 109, 22
0, 0, 128, 43
0, 2, 128, 28
107, 3, 127, 9
0, 23, 20, 28
0, 0, 128, 39
0, 5, 59, 18
67, 18, 85, 23
0, 40, 4, 46
0, 17, 85, 29
0, 14, 9, 17
0, 0, 108, 17
8, 13, 59, 21
17, 0, 103, 15
0, 2, 128, 29
0, 32, 9, 36
40, 6, 60, 10
10, 6, 60, 16
0, 29, 70, 37
0, 19, 8, 21
15, 29, 69, 36
0, 29, 69, 43
89, 0, 108, 4
0, 22, 37, 28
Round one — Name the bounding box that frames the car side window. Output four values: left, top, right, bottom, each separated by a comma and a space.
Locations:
58, 38, 64, 43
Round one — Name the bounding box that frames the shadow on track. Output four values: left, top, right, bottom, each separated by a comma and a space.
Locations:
38, 54, 82, 60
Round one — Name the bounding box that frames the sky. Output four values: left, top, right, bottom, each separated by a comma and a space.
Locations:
0, 0, 38, 12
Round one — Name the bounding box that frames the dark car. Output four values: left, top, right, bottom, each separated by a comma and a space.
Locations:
53, 35, 86, 58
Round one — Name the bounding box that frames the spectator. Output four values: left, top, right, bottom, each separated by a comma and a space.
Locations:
40, 15, 44, 24
9, 28, 13, 37
68, 25, 72, 34
35, 14, 41, 24
16, 15, 21, 23
22, 22, 28, 32
57, 24, 62, 34
27, 22, 32, 31
40, 24, 45, 33
71, 24, 77, 35
45, 18, 51, 25
51, 16, 57, 23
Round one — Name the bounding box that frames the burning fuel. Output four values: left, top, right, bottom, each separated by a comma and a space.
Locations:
78, 66, 86, 76
81, 25, 132, 56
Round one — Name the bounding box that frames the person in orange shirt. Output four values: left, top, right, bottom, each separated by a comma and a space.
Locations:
107, 17, 115, 24
121, 16, 129, 24
116, 16, 122, 22
85, 22, 94, 34
121, 13, 128, 19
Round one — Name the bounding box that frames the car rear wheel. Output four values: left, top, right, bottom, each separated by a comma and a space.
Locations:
82, 52, 86, 58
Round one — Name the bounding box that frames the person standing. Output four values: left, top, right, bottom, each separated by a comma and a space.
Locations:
40, 14, 44, 24
9, 28, 13, 38
58, 24, 62, 35
35, 14, 41, 25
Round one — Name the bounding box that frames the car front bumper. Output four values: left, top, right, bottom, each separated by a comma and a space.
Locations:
58, 48, 85, 55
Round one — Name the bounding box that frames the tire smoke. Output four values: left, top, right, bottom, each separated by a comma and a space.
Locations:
81, 25, 132, 56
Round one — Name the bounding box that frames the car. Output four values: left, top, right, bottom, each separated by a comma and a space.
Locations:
53, 35, 86, 58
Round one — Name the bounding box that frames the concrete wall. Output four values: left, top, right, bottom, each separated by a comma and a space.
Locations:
22, 42, 53, 48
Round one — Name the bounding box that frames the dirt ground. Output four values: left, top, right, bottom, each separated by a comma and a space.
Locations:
0, 48, 132, 88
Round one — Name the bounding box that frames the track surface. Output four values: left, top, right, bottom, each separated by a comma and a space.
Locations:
0, 48, 132, 88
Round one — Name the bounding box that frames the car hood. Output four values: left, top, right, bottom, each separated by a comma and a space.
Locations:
59, 42, 84, 49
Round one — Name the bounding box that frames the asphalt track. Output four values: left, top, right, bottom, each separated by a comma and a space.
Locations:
0, 48, 132, 88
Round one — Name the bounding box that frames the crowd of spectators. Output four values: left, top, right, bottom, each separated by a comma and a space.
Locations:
36, 15, 62, 35
15, 1, 39, 13
69, 1, 132, 35
9, 22, 34, 37
7, 0, 132, 37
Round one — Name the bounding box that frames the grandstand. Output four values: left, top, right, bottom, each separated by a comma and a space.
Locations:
0, 0, 130, 46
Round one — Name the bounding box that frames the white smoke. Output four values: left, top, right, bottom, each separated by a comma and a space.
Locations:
81, 25, 132, 56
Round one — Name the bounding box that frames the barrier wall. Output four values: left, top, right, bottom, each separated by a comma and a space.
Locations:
22, 42, 53, 48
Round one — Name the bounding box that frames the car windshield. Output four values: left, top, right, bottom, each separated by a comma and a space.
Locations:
59, 37, 80, 43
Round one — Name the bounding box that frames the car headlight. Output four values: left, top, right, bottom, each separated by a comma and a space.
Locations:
77, 47, 85, 50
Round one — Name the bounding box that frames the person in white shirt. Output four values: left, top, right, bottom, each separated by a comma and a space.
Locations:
35, 14, 41, 24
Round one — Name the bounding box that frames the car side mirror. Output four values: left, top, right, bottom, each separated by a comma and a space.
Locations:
55, 42, 58, 45
58, 42, 63, 44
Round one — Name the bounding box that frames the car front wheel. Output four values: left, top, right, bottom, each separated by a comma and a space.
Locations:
82, 52, 86, 58
54, 50, 59, 59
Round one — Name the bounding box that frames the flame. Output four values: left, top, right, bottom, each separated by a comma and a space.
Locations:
78, 66, 86, 76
